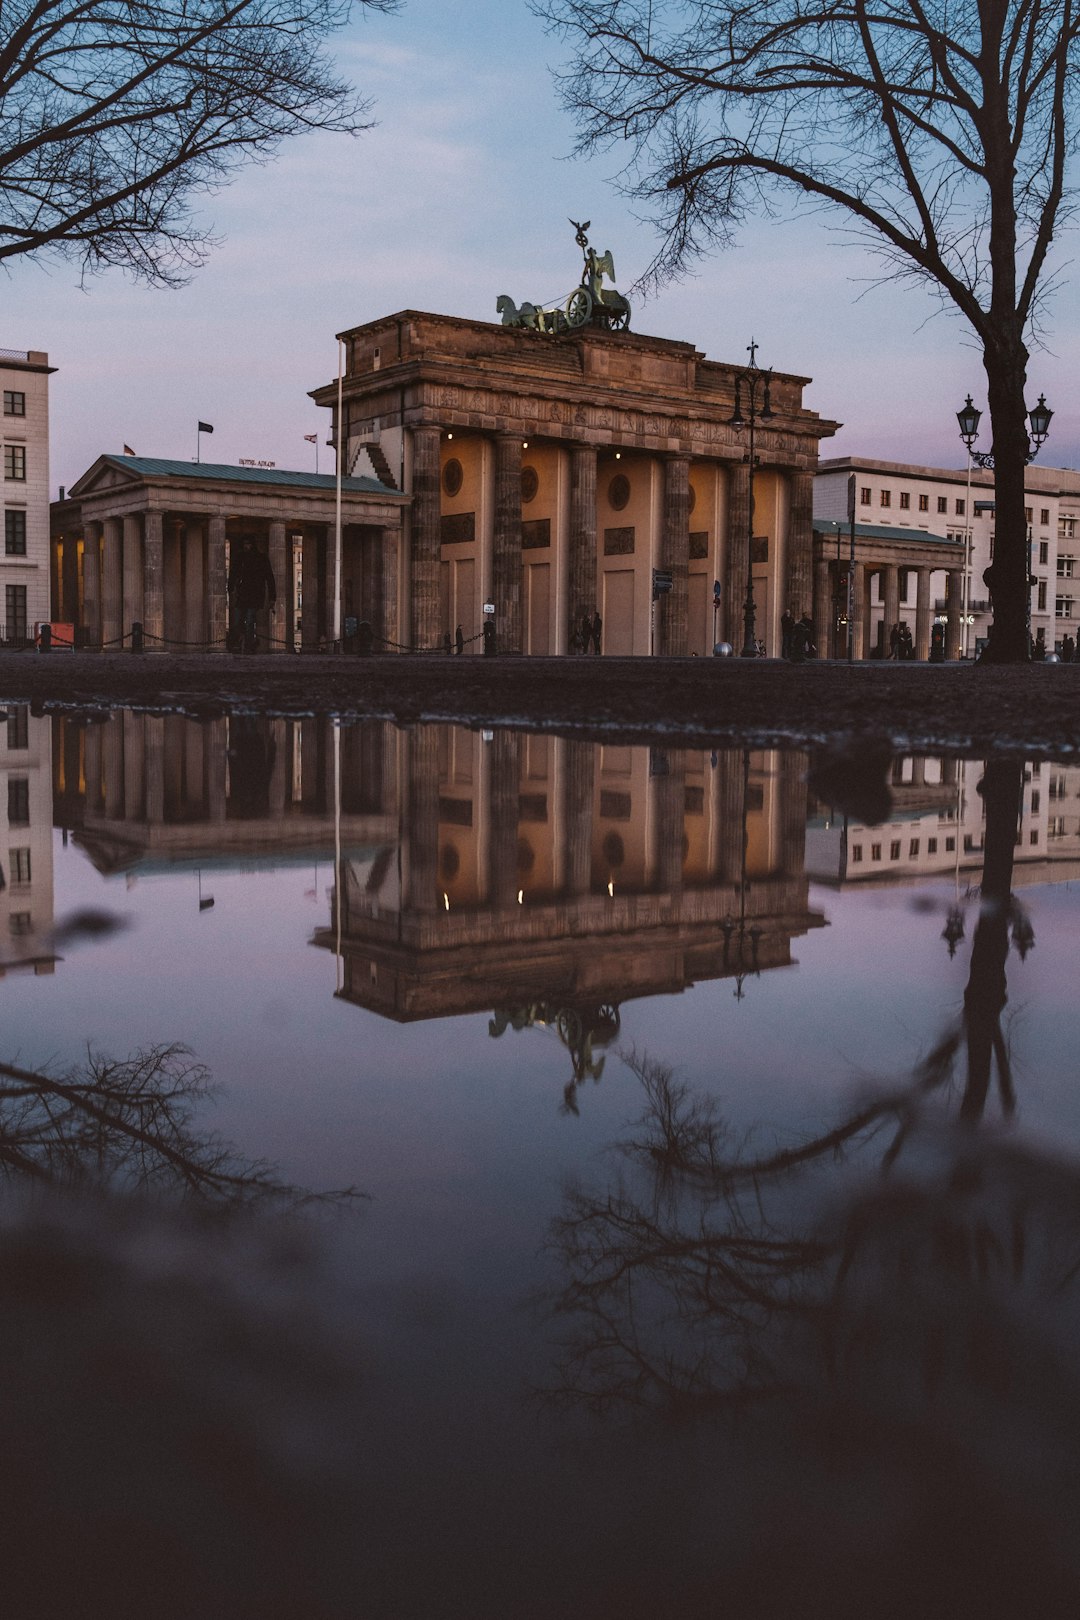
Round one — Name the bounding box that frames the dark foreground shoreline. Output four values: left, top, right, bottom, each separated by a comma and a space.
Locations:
2, 650, 1078, 757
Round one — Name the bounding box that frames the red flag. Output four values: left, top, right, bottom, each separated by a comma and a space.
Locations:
123, 444, 136, 456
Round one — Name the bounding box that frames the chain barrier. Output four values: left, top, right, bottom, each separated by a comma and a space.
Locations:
17, 622, 493, 656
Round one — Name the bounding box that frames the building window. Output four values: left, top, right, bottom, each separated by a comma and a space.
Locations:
909, 838, 919, 856
1056, 596, 1074, 618
927, 837, 938, 854
1049, 816, 1067, 839
6, 706, 28, 749
1031, 789, 1040, 813
1059, 556, 1075, 578
899, 491, 910, 510
890, 840, 901, 859
4, 583, 27, 643
8, 912, 32, 936
850, 845, 863, 862
937, 496, 948, 514
1061, 518, 1077, 540
918, 494, 929, 512
1039, 540, 1049, 565
7, 778, 30, 825
871, 842, 882, 861
1038, 580, 1048, 611
945, 835, 956, 852
1030, 829, 1039, 845
9, 847, 31, 885
3, 445, 26, 481
4, 509, 26, 556
860, 487, 871, 506
1041, 508, 1051, 526
955, 498, 965, 516
2, 391, 25, 417
879, 490, 891, 508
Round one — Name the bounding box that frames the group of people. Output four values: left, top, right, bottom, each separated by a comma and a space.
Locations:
780, 611, 817, 662
572, 610, 603, 655
887, 620, 916, 660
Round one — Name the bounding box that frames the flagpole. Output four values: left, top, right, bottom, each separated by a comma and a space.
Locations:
334, 337, 343, 651
195, 423, 200, 464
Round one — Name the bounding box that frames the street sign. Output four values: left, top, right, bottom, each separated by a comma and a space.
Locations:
652, 568, 674, 600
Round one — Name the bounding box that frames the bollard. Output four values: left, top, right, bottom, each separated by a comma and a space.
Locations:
38, 623, 52, 653
130, 620, 144, 654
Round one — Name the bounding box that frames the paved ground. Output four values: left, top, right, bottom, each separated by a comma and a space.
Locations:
2, 650, 1078, 757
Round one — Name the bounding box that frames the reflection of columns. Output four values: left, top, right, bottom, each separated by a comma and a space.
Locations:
82, 521, 103, 645
785, 471, 814, 620
410, 425, 442, 652
562, 740, 594, 896
778, 750, 808, 876
946, 570, 962, 660
851, 560, 865, 660
122, 515, 143, 637
405, 726, 439, 912
915, 568, 931, 660
268, 520, 287, 654
654, 757, 685, 892
493, 436, 522, 653
184, 520, 205, 647
910, 755, 926, 786
487, 731, 520, 909
102, 517, 123, 648
715, 749, 746, 882
184, 719, 205, 810
104, 715, 124, 817
207, 515, 227, 650
269, 719, 287, 813
658, 456, 690, 656
123, 711, 145, 820
568, 446, 597, 641
883, 564, 900, 648
145, 716, 165, 821
813, 557, 831, 656
143, 511, 164, 647
208, 717, 227, 820
84, 723, 103, 813
724, 463, 749, 646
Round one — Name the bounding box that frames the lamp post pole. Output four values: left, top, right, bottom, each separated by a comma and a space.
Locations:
731, 341, 774, 659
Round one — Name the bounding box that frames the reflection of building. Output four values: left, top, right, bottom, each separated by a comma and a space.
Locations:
50, 459, 407, 652
808, 756, 1080, 887
816, 457, 1080, 657
309, 310, 838, 656
312, 728, 825, 1044
0, 706, 55, 974
2, 347, 55, 645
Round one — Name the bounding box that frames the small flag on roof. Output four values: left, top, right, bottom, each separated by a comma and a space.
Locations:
303, 433, 317, 444
123, 444, 136, 456
198, 421, 214, 434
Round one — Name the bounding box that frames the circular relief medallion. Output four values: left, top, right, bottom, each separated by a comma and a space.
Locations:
608, 473, 631, 511
442, 458, 463, 497
521, 465, 539, 504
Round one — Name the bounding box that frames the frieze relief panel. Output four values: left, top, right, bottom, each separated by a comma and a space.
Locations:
604, 526, 635, 556
440, 513, 476, 545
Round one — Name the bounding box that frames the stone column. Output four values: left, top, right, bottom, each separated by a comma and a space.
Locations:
568, 446, 597, 645
123, 711, 145, 820
143, 511, 165, 648
60, 534, 79, 623
882, 564, 900, 651
410, 424, 443, 652
102, 517, 123, 648
562, 740, 595, 896
658, 456, 690, 656
207, 515, 228, 650
122, 515, 143, 641
486, 730, 520, 908
381, 527, 400, 651
724, 462, 750, 647
864, 567, 877, 658
268, 520, 288, 653
946, 570, 963, 660
813, 556, 832, 657
850, 559, 866, 660
82, 521, 103, 647
492, 435, 523, 654
915, 567, 932, 660
184, 520, 205, 648
785, 470, 814, 620
302, 530, 322, 650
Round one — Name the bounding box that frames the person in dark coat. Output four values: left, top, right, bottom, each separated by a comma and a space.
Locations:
590, 610, 602, 654
455, 624, 464, 656
228, 536, 276, 654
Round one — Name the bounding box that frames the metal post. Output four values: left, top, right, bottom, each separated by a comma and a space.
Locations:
333, 336, 344, 651
962, 448, 973, 658
742, 405, 757, 658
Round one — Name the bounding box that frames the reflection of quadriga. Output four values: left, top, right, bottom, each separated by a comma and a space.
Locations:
497, 219, 631, 335
489, 1001, 621, 1086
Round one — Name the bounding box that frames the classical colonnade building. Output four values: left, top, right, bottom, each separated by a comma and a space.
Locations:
810, 519, 965, 659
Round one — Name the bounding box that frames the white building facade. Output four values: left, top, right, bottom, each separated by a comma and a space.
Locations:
816, 456, 1080, 657
2, 347, 55, 645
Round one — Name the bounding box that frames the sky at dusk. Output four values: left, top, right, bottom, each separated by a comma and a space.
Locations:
4, 0, 1079, 493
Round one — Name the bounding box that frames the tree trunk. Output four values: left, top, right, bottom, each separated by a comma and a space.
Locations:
979, 329, 1032, 663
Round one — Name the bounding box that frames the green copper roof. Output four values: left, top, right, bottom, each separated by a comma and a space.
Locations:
814, 519, 961, 547
103, 455, 403, 497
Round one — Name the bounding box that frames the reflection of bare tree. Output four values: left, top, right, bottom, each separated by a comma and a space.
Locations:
0, 1044, 358, 1208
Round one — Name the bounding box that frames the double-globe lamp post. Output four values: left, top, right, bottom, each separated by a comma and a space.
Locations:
730, 341, 774, 659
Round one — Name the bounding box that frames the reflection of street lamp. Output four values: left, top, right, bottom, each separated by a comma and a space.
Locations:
730, 340, 774, 659
196, 870, 214, 912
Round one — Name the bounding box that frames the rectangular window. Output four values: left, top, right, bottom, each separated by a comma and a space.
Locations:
4, 583, 27, 642
1031, 790, 1040, 813
6, 706, 28, 749
1058, 556, 1075, 578
1030, 829, 1040, 845
1041, 508, 1051, 526
3, 445, 26, 481
9, 847, 31, 885
909, 838, 920, 857
890, 840, 901, 859
1038, 580, 1048, 611
8, 912, 31, 936
937, 496, 948, 514
4, 508, 26, 555
955, 498, 966, 516
1056, 597, 1074, 618
899, 492, 910, 510
850, 845, 863, 863
879, 490, 891, 508
963, 834, 975, 853
918, 494, 929, 512
1039, 541, 1049, 565
945, 836, 956, 852
1049, 816, 1067, 839
927, 837, 938, 854
2, 391, 25, 417
860, 486, 871, 506
7, 778, 30, 825
871, 843, 882, 861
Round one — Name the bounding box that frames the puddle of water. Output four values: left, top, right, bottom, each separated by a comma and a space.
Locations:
2, 708, 1080, 1616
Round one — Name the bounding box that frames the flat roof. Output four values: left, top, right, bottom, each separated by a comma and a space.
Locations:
813, 519, 960, 546
98, 454, 402, 497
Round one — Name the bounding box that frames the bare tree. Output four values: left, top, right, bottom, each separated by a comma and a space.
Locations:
535, 0, 1080, 662
0, 0, 399, 284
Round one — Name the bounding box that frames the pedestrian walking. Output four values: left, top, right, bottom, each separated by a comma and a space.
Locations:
591, 610, 602, 654
455, 624, 464, 656
227, 535, 276, 654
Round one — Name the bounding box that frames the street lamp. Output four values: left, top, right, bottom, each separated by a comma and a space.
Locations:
730, 340, 774, 658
